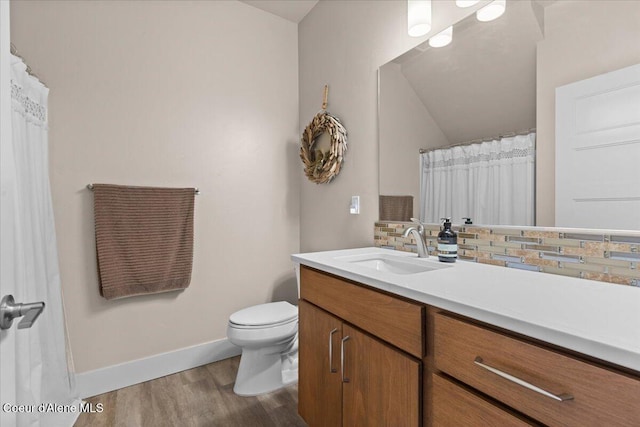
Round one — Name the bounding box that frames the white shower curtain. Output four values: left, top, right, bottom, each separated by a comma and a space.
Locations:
420, 133, 535, 226
8, 54, 80, 426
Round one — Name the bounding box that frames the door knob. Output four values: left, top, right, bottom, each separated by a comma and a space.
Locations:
0, 295, 45, 330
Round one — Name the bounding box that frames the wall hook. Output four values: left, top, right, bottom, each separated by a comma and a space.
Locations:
321, 84, 329, 110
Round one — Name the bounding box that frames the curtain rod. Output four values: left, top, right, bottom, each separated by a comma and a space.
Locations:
419, 128, 536, 154
10, 43, 45, 85
87, 184, 200, 195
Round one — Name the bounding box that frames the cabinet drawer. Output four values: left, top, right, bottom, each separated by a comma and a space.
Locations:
434, 313, 640, 426
432, 374, 536, 426
300, 266, 424, 358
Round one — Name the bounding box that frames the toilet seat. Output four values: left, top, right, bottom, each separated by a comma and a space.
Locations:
229, 301, 298, 329
229, 317, 297, 330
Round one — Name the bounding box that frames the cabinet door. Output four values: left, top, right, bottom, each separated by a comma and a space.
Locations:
342, 324, 421, 427
299, 300, 343, 427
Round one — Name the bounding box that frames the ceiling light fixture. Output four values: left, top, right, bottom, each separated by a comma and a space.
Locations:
408, 0, 432, 37
455, 0, 480, 7
476, 0, 506, 22
429, 26, 453, 48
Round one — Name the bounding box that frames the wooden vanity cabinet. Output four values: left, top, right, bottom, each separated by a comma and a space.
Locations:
298, 265, 640, 426
298, 266, 423, 427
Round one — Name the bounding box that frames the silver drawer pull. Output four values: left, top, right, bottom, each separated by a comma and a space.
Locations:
341, 336, 351, 383
474, 356, 573, 402
328, 328, 338, 373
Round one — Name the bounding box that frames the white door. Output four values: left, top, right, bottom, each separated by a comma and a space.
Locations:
1, 3, 17, 426
556, 63, 640, 230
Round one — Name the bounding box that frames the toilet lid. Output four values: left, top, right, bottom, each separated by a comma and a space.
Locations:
229, 301, 298, 327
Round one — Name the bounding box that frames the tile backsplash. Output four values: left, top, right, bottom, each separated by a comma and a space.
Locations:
374, 222, 640, 287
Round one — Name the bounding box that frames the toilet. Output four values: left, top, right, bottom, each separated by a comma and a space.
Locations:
227, 300, 299, 396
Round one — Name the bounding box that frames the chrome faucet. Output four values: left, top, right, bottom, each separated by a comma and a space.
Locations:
402, 218, 429, 258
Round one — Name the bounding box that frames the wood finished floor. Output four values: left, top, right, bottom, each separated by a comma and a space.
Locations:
74, 356, 307, 427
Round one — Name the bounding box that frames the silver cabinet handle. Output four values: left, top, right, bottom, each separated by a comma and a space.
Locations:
474, 356, 573, 402
341, 336, 351, 383
329, 328, 338, 373
0, 295, 45, 330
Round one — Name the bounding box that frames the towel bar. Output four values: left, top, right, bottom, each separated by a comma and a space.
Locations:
87, 184, 200, 195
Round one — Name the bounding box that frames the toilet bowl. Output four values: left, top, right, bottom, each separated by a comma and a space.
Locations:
227, 301, 299, 396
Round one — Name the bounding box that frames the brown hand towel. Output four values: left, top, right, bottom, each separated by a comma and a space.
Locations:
379, 195, 413, 222
92, 184, 195, 300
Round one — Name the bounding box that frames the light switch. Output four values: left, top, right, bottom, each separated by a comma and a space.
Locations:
350, 196, 360, 214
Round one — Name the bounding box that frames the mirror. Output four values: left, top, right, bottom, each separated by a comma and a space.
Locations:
378, 0, 640, 230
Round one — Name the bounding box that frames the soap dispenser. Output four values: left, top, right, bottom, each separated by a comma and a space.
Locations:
437, 218, 457, 263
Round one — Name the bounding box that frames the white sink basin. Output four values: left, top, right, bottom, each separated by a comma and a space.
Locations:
337, 253, 449, 275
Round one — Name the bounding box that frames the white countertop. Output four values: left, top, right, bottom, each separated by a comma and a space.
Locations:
292, 247, 640, 372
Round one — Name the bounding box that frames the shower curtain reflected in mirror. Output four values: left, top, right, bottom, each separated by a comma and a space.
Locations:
420, 133, 536, 226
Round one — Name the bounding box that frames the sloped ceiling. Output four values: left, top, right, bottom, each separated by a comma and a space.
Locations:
397, 0, 544, 145
240, 0, 319, 23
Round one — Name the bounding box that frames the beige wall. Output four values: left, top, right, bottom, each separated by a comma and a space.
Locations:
11, 1, 299, 373
299, 0, 489, 252
535, 0, 640, 225
379, 62, 449, 219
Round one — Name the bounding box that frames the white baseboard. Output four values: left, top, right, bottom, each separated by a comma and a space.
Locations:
75, 338, 241, 398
